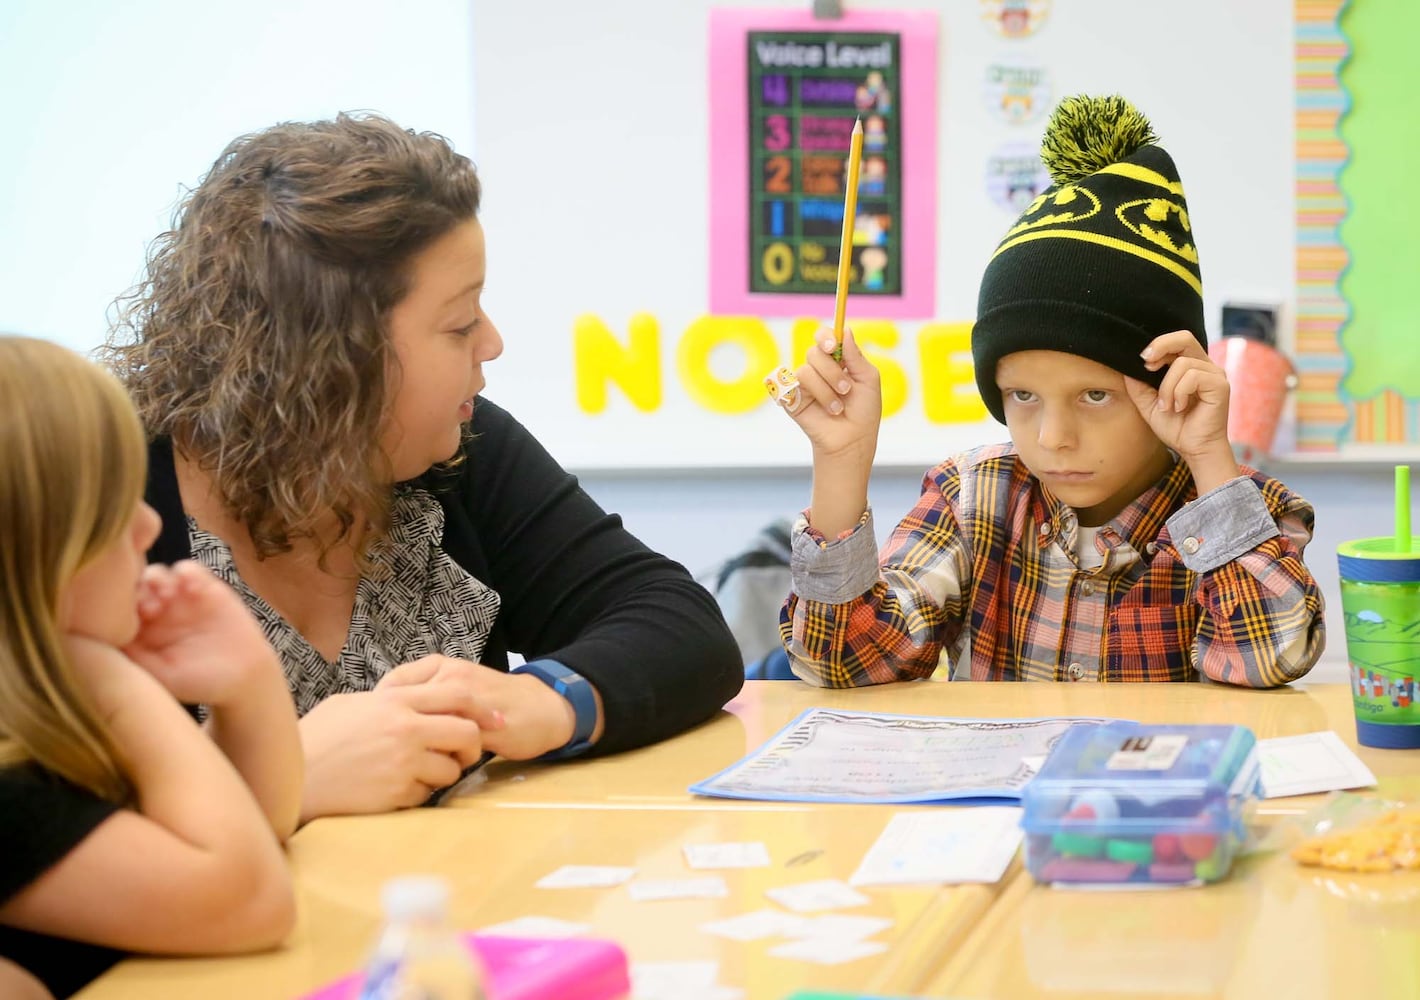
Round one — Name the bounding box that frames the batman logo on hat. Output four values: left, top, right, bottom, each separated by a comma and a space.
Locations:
1003, 183, 1102, 240
1116, 198, 1198, 263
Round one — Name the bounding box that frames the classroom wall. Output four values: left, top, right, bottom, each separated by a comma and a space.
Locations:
472, 0, 1297, 469
0, 0, 475, 352
0, 0, 1373, 682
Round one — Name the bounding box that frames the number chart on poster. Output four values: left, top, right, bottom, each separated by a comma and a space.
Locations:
747, 31, 902, 299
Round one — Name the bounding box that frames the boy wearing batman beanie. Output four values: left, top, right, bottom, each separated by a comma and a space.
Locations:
777, 95, 1324, 687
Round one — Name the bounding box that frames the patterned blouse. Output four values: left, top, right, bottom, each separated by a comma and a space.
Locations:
189, 487, 502, 716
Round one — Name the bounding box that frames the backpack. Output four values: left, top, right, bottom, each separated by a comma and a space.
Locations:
700, 518, 794, 669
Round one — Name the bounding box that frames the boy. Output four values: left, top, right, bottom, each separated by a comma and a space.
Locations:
775, 94, 1324, 687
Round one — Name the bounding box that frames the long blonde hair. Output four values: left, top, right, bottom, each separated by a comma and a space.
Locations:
0, 336, 145, 802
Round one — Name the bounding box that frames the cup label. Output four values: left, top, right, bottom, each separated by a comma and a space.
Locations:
1341, 587, 1420, 728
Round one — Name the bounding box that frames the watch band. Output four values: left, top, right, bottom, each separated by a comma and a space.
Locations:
514, 660, 597, 758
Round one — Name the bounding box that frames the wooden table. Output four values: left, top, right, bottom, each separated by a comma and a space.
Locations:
460, 680, 1417, 810
926, 843, 1420, 1000
77, 805, 1010, 999
911, 686, 1420, 1000
78, 683, 1420, 1000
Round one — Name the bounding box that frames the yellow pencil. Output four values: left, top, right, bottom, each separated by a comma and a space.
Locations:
831, 117, 864, 362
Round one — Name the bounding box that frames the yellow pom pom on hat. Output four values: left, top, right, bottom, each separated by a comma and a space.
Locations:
972, 94, 1207, 424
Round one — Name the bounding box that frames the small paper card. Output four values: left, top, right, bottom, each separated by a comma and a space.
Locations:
767, 938, 887, 965
1257, 731, 1378, 798
764, 879, 870, 913
699, 909, 811, 942
536, 865, 637, 889
785, 914, 892, 941
683, 842, 772, 869
849, 807, 1024, 886
630, 960, 720, 998
476, 915, 591, 938
628, 877, 730, 902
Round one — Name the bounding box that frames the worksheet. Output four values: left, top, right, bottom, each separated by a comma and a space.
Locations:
690, 709, 1114, 803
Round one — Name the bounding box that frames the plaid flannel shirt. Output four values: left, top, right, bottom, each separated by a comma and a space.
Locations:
782, 443, 1325, 687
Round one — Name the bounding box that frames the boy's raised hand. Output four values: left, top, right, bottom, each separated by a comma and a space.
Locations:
124, 560, 282, 709
779, 327, 882, 464
772, 327, 883, 537
1125, 330, 1241, 493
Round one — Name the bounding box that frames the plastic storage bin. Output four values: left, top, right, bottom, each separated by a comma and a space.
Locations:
1020, 723, 1261, 885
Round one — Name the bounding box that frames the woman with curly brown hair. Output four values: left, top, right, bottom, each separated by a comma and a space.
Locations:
103, 112, 743, 823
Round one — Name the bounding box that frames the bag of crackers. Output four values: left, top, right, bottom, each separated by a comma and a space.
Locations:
1287, 792, 1420, 873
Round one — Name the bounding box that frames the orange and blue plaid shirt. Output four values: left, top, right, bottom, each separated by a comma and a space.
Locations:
782, 444, 1325, 687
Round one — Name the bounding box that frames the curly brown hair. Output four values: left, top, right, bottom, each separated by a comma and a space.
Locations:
103, 112, 481, 561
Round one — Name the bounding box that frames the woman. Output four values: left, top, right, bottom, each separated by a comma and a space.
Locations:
104, 113, 743, 823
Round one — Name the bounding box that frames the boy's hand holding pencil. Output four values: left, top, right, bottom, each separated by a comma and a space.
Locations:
765, 117, 868, 419
766, 115, 881, 515
781, 326, 883, 462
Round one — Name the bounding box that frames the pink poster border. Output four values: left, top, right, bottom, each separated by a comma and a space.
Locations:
708, 8, 939, 318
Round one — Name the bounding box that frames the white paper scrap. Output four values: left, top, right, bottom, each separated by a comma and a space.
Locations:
849, 807, 1024, 886
1258, 731, 1378, 799
683, 842, 772, 870
630, 960, 718, 996
700, 908, 815, 942
535, 864, 636, 889
639, 988, 742, 1000
628, 877, 730, 902
764, 879, 870, 913
768, 938, 887, 965
786, 914, 893, 941
478, 915, 590, 938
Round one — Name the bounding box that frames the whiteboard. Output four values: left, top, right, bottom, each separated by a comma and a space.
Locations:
0, 0, 475, 358
474, 0, 1294, 469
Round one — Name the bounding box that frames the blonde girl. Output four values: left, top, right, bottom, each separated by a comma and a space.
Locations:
0, 336, 302, 998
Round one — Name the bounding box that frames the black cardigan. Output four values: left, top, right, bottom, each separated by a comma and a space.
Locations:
145, 397, 744, 755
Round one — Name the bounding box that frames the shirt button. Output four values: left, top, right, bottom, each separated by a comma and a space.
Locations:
1181, 536, 1201, 555
1067, 662, 1084, 680
1080, 580, 1095, 596
1144, 542, 1158, 556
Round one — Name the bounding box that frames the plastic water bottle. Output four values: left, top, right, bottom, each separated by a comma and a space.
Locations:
357, 876, 489, 1000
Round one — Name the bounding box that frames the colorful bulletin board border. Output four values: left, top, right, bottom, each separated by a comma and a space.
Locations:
708, 8, 938, 318
1294, 0, 1352, 451
1294, 0, 1420, 451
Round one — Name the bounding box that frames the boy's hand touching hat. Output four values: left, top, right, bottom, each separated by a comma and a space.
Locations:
1125, 330, 1241, 493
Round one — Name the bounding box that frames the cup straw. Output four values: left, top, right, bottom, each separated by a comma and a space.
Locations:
1397, 465, 1412, 554
830, 118, 864, 363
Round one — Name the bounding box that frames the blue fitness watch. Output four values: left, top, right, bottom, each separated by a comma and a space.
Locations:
514, 660, 597, 758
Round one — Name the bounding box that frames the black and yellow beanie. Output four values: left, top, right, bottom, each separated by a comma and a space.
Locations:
972, 95, 1207, 424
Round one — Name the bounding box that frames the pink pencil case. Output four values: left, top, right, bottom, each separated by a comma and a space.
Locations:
300, 934, 630, 1000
